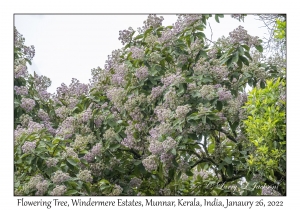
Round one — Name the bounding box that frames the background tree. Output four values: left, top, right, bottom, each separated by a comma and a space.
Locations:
256, 14, 286, 56
232, 14, 286, 57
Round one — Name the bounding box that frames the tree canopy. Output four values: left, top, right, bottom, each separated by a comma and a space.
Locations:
14, 14, 286, 196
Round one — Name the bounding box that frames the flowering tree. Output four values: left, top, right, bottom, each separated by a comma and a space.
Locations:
14, 14, 286, 196
232, 14, 286, 57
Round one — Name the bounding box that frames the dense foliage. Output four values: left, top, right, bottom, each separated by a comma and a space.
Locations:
14, 14, 286, 196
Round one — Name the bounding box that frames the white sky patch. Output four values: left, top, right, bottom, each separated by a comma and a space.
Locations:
15, 15, 268, 93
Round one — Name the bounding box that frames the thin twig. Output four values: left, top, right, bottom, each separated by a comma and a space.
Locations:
208, 22, 213, 41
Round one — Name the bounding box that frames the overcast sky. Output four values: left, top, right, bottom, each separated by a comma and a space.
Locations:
14, 15, 268, 93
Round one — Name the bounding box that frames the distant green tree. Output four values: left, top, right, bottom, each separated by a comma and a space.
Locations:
256, 14, 286, 57
243, 78, 286, 195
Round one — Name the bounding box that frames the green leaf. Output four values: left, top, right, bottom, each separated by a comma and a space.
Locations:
226, 57, 233, 67
202, 76, 213, 83
194, 24, 205, 31
241, 44, 250, 51
185, 35, 191, 47
98, 179, 110, 185
199, 50, 208, 58
178, 83, 186, 95
240, 151, 247, 155
237, 59, 243, 69
107, 119, 117, 128
260, 80, 265, 88
134, 34, 144, 40
226, 164, 233, 177
14, 100, 20, 106
244, 51, 253, 61
133, 132, 139, 139
255, 45, 263, 52
110, 143, 120, 150
134, 160, 142, 165
202, 116, 206, 124
149, 76, 158, 85
218, 162, 224, 170
224, 157, 232, 164
215, 15, 220, 23
227, 47, 236, 55
83, 183, 91, 195
238, 46, 244, 56
37, 157, 44, 169
203, 164, 209, 170
115, 166, 125, 173
79, 150, 89, 155
239, 56, 249, 66
248, 79, 253, 87
100, 184, 111, 191
144, 61, 151, 68
230, 121, 239, 132
232, 51, 239, 63
207, 114, 219, 121
208, 143, 215, 154
165, 55, 173, 63
125, 50, 133, 58
20, 153, 30, 159
187, 113, 200, 121
66, 158, 78, 166
80, 158, 88, 165
65, 190, 78, 195
25, 58, 32, 65
160, 60, 165, 68
171, 148, 177, 155
194, 32, 206, 40
185, 170, 193, 176
66, 181, 79, 189
144, 27, 153, 37
52, 138, 60, 145
216, 101, 223, 111
202, 15, 207, 25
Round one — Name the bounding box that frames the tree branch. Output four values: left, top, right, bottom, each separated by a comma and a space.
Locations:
178, 149, 217, 168
219, 174, 245, 184
216, 128, 237, 143
118, 148, 141, 159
